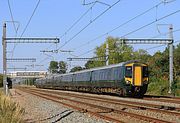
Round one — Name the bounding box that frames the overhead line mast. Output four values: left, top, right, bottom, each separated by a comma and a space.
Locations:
2, 23, 60, 95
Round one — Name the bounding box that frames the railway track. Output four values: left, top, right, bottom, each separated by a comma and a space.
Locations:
17, 87, 180, 123
24, 87, 180, 114
143, 95, 180, 104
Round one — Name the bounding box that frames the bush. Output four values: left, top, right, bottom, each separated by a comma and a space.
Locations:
147, 77, 169, 96
172, 79, 180, 96
0, 92, 24, 123
147, 77, 180, 96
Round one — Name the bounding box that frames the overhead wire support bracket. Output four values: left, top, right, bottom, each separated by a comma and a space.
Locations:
67, 56, 106, 62
4, 37, 60, 43
6, 58, 36, 62
40, 50, 73, 53
7, 67, 27, 70
117, 38, 173, 44
25, 64, 44, 68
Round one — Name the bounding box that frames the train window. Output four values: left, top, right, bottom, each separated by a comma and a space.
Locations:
125, 66, 132, 78
143, 66, 148, 77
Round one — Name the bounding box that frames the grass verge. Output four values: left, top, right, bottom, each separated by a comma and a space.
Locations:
0, 92, 24, 123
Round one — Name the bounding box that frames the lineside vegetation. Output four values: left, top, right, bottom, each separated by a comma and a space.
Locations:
0, 91, 24, 123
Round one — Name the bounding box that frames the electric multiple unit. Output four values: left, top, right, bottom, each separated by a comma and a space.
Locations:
35, 60, 149, 97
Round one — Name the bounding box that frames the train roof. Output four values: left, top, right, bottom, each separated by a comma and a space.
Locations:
53, 60, 143, 77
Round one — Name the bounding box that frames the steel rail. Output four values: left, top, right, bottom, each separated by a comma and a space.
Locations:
143, 97, 180, 104
28, 88, 180, 116
28, 89, 180, 112
19, 88, 174, 123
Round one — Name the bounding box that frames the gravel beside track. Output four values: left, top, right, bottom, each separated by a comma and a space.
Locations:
10, 88, 109, 123
15, 87, 180, 123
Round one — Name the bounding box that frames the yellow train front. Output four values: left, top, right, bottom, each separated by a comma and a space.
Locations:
125, 62, 149, 97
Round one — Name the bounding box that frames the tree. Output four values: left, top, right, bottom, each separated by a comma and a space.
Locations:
132, 49, 151, 62
85, 60, 96, 69
70, 66, 83, 72
59, 61, 67, 74
49, 61, 58, 73
84, 36, 134, 68
174, 43, 180, 79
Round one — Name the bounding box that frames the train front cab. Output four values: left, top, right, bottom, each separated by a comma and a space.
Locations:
125, 62, 148, 96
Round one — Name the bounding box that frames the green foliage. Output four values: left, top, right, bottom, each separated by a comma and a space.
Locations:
59, 61, 67, 74
147, 77, 169, 96
146, 45, 180, 96
85, 60, 96, 69
132, 49, 151, 62
49, 61, 58, 73
48, 61, 67, 74
174, 44, 180, 79
85, 37, 134, 68
70, 66, 83, 72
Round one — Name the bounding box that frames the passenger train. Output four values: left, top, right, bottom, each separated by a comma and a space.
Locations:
35, 60, 149, 97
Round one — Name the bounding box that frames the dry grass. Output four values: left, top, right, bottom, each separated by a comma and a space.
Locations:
0, 92, 24, 123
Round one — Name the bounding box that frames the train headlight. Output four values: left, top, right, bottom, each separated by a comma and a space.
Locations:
126, 80, 131, 84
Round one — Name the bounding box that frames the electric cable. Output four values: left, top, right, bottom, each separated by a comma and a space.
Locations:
60, 2, 96, 39
7, 0, 17, 34
76, 27, 180, 57
58, 0, 122, 49
20, 0, 41, 37
72, 1, 163, 51
122, 9, 180, 37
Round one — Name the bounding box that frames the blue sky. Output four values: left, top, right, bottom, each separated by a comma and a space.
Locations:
0, 0, 180, 73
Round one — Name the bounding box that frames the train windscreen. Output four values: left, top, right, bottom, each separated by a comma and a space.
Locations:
143, 66, 148, 77
125, 66, 132, 78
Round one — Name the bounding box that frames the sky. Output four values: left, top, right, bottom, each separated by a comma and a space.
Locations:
0, 0, 180, 73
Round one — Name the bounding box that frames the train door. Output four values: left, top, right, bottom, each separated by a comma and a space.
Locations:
133, 65, 142, 86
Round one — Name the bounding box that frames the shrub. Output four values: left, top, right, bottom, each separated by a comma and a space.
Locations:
147, 77, 169, 96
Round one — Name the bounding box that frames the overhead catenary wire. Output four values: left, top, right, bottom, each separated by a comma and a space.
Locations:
36, 1, 179, 70
36, 0, 122, 68
9, 0, 41, 71
11, 0, 41, 49
37, 1, 165, 65
20, 0, 41, 37
11, 0, 41, 62
60, 2, 96, 39
76, 28, 180, 57
72, 1, 164, 51
121, 9, 180, 37
77, 6, 180, 57
37, 2, 97, 66
78, 48, 96, 57
7, 0, 17, 34
58, 0, 122, 50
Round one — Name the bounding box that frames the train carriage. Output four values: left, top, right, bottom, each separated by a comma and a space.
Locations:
35, 60, 149, 97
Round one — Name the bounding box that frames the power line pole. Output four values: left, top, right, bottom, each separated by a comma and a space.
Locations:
2, 22, 60, 95
2, 23, 8, 95
106, 42, 109, 66
168, 24, 173, 94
